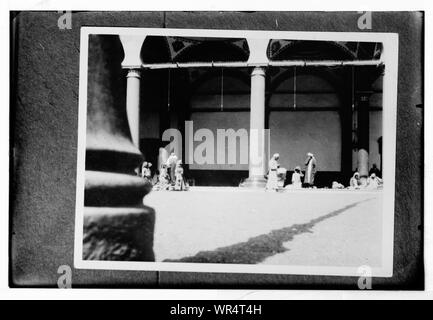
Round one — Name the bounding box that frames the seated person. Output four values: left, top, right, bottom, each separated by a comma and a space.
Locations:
369, 163, 381, 178
332, 181, 345, 189
365, 173, 383, 190
287, 166, 303, 189
153, 164, 170, 191
349, 172, 361, 189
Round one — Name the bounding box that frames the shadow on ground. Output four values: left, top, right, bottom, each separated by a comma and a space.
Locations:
163, 199, 372, 264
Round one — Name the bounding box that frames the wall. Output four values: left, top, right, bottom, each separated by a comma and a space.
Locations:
269, 111, 341, 171
189, 111, 250, 170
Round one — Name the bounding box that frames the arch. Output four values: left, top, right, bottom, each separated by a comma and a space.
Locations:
266, 66, 347, 107
140, 36, 171, 63
173, 40, 249, 63
269, 40, 356, 61
267, 68, 343, 174
189, 68, 250, 98
187, 67, 251, 174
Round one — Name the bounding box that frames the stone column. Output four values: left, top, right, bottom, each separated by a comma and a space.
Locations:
340, 91, 353, 184
243, 67, 267, 188
357, 93, 370, 185
126, 69, 141, 148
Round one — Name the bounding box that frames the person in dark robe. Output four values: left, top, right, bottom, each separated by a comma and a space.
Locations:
369, 163, 381, 178
304, 152, 317, 188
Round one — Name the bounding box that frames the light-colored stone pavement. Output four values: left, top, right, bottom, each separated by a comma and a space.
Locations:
143, 187, 382, 267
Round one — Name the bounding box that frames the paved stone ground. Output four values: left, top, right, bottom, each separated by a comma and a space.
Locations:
143, 188, 383, 268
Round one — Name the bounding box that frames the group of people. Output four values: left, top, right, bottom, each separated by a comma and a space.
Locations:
135, 152, 188, 191
265, 152, 383, 191
266, 152, 317, 191
138, 149, 382, 192
347, 170, 383, 190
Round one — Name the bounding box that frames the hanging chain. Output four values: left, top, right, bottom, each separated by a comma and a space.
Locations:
352, 66, 358, 148
293, 66, 297, 110
351, 66, 355, 111
167, 69, 171, 111
220, 68, 224, 111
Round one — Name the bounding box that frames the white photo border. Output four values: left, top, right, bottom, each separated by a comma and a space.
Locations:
74, 27, 398, 277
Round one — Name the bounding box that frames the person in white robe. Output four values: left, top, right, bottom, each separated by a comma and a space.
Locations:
158, 147, 168, 173
166, 152, 178, 184
349, 172, 361, 189
266, 153, 280, 191
141, 162, 149, 178
304, 152, 317, 188
153, 164, 170, 191
141, 161, 153, 184
332, 181, 344, 189
174, 160, 186, 191
365, 173, 383, 190
290, 166, 304, 189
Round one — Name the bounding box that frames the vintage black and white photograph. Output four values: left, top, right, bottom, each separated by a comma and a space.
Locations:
74, 27, 398, 276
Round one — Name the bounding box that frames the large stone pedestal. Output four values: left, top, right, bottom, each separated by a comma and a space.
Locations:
83, 34, 155, 261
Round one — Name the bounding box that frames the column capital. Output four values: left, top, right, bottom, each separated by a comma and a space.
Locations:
247, 38, 270, 65
119, 34, 147, 69
251, 66, 266, 77
126, 68, 141, 79
360, 95, 369, 102
356, 90, 373, 102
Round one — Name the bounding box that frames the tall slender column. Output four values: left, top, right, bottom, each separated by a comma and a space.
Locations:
126, 69, 141, 148
357, 93, 370, 184
244, 67, 267, 188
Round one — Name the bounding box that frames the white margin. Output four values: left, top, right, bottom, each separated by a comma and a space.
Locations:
74, 27, 398, 278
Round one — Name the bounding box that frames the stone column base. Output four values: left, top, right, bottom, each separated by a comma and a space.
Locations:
83, 206, 155, 261
241, 176, 267, 188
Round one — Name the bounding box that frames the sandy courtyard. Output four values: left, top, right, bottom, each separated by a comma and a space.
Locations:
143, 187, 383, 268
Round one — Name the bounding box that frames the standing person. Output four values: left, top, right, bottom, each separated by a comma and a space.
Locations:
158, 147, 169, 175
174, 160, 186, 191
266, 153, 280, 191
291, 166, 304, 189
304, 152, 317, 188
166, 152, 178, 184
140, 161, 148, 178
157, 164, 170, 190
141, 162, 152, 183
